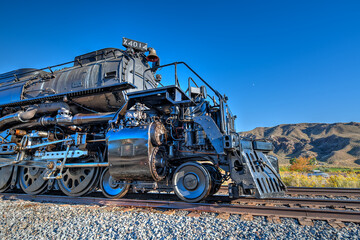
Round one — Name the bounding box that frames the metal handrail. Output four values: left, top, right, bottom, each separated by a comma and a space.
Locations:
142, 61, 228, 133
142, 62, 223, 100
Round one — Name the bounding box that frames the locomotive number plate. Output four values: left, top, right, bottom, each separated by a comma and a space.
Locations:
122, 37, 148, 52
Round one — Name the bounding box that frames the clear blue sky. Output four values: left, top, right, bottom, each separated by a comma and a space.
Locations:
0, 1, 359, 131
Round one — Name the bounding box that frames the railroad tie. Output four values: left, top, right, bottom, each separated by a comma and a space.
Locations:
328, 219, 346, 229
247, 202, 257, 206
87, 205, 100, 209
264, 203, 275, 207
298, 217, 314, 226
240, 214, 253, 221
305, 204, 322, 209
267, 215, 282, 224
121, 207, 135, 212
187, 211, 201, 218
345, 207, 356, 211
162, 209, 176, 215
288, 204, 299, 208
140, 208, 153, 213
216, 213, 230, 220
59, 204, 71, 207
333, 207, 346, 210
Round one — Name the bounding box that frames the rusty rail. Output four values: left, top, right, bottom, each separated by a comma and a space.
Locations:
1, 193, 360, 225
219, 186, 360, 197
229, 197, 360, 209
286, 187, 360, 197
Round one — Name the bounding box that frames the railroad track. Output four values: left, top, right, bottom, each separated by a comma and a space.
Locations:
219, 186, 360, 198
286, 187, 360, 198
229, 197, 360, 210
1, 192, 359, 228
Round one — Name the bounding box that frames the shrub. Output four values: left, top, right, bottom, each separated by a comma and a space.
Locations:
289, 156, 315, 172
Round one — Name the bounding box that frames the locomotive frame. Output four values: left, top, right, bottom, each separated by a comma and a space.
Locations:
0, 38, 286, 202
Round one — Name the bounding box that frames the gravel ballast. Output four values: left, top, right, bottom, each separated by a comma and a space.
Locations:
0, 198, 359, 239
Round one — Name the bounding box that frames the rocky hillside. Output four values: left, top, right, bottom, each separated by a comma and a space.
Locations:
240, 122, 360, 167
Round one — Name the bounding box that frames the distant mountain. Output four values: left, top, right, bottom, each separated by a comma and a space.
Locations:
240, 122, 360, 167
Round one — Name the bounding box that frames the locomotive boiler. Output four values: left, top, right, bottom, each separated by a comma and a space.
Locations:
0, 38, 286, 202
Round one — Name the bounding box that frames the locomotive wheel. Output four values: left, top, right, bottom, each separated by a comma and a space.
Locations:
173, 162, 211, 203
57, 157, 100, 197
203, 163, 222, 196
19, 167, 48, 195
100, 168, 130, 199
0, 166, 13, 193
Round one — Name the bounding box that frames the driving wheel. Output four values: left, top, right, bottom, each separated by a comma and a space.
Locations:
173, 162, 211, 202
19, 167, 48, 195
0, 166, 13, 193
100, 168, 130, 198
57, 156, 100, 197
203, 163, 222, 196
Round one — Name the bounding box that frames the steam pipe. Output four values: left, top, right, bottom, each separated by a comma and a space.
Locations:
19, 109, 38, 120
38, 112, 115, 127
71, 112, 115, 125
0, 112, 28, 130
57, 162, 109, 168
0, 110, 38, 130
35, 102, 70, 114
0, 102, 70, 131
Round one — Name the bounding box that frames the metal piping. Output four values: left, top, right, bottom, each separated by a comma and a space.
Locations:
38, 112, 115, 127
0, 102, 70, 131
0, 113, 26, 130
18, 108, 38, 121
71, 112, 115, 125
57, 162, 109, 168
35, 102, 70, 114
0, 110, 37, 130
2, 104, 113, 130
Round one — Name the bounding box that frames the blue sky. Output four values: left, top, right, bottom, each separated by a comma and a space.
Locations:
0, 1, 359, 131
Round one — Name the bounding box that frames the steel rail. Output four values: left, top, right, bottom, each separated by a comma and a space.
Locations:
219, 186, 360, 197
229, 197, 360, 209
1, 193, 360, 223
286, 187, 360, 197
122, 192, 360, 209
129, 192, 360, 209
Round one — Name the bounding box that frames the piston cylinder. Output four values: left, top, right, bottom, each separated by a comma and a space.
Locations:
106, 122, 166, 181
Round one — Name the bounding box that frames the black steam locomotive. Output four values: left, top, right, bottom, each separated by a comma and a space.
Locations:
0, 38, 285, 202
